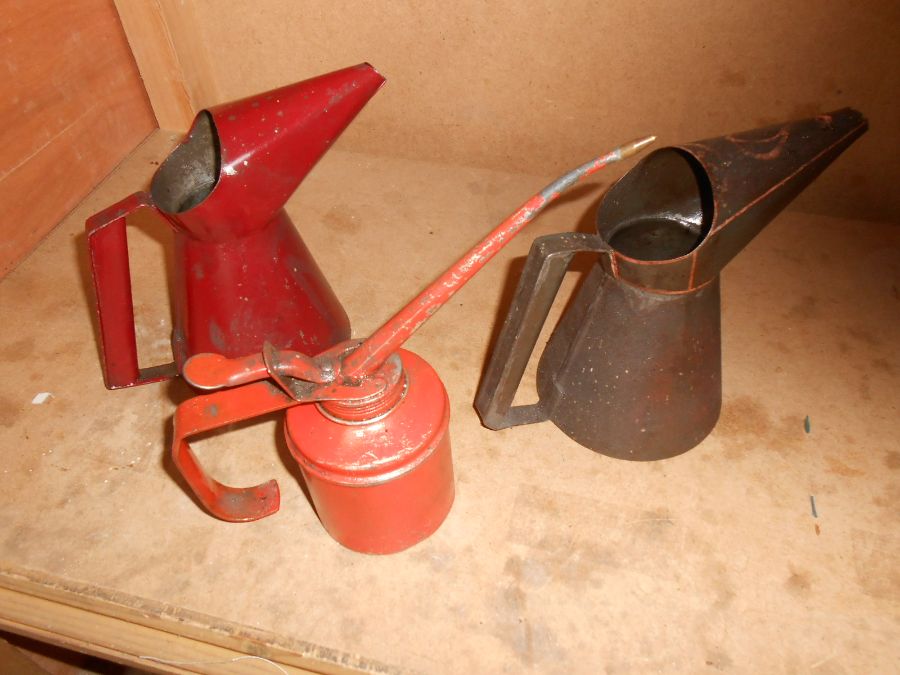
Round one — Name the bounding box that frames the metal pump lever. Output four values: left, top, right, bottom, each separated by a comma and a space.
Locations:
171, 136, 657, 521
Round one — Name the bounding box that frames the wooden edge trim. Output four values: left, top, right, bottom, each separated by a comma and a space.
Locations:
113, 0, 193, 130
112, 0, 220, 130
0, 566, 403, 675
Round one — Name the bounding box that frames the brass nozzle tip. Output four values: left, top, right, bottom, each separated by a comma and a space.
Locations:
618, 135, 657, 159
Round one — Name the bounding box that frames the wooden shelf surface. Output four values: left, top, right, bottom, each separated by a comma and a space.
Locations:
0, 130, 897, 673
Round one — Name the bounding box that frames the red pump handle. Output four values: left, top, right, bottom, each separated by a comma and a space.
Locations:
86, 192, 178, 389
171, 380, 299, 521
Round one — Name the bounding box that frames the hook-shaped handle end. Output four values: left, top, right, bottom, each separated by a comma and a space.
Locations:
171, 381, 298, 522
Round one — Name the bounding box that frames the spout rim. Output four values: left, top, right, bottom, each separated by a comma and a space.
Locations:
595, 146, 717, 268
359, 61, 387, 87
150, 110, 223, 217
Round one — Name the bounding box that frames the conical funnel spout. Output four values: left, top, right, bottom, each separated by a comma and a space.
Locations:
150, 63, 385, 239
597, 108, 867, 292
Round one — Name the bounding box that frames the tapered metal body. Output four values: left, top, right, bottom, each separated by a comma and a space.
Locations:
476, 109, 867, 460
86, 64, 385, 388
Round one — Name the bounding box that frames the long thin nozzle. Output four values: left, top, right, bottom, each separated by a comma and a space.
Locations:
342, 136, 656, 379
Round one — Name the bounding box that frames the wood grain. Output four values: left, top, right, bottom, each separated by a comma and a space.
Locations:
0, 0, 156, 277
113, 0, 219, 130
0, 567, 387, 675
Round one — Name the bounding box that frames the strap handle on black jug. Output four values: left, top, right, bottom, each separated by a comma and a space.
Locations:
475, 232, 610, 429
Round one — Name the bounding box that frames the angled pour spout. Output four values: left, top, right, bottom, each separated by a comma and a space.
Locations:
476, 109, 868, 460
601, 107, 869, 291
150, 63, 386, 239
87, 64, 385, 388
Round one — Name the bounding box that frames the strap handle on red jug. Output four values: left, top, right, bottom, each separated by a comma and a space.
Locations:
474, 232, 610, 429
86, 192, 178, 389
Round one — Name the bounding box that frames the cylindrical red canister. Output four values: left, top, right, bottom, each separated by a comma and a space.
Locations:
284, 349, 455, 554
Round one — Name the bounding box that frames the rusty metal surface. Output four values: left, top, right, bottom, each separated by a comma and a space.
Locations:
535, 271, 722, 460
476, 109, 867, 460
85, 64, 385, 389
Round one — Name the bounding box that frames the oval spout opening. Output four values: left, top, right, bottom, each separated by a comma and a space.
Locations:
598, 149, 714, 262
150, 112, 221, 214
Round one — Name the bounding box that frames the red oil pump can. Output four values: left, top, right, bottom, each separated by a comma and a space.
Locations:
86, 64, 384, 389
170, 136, 655, 553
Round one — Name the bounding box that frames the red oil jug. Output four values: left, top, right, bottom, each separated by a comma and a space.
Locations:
86, 64, 385, 389
168, 136, 655, 553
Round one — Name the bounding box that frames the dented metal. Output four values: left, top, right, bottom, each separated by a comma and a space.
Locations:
476, 109, 868, 460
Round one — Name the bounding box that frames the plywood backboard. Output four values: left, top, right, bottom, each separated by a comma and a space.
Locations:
121, 0, 900, 223
0, 0, 156, 277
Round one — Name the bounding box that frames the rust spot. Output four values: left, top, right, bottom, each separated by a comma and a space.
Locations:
208, 321, 227, 352
728, 128, 789, 160
785, 295, 818, 321
0, 336, 35, 362
846, 326, 881, 347
785, 567, 812, 595
858, 374, 872, 401
825, 455, 865, 477
321, 205, 361, 234
769, 340, 792, 355
717, 396, 803, 459
718, 68, 747, 88
705, 651, 734, 671
0, 395, 21, 428
872, 357, 894, 376
718, 395, 771, 437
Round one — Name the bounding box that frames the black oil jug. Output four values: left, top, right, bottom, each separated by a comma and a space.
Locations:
476, 109, 867, 460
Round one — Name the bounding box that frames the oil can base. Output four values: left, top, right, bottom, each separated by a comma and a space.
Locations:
284, 349, 455, 554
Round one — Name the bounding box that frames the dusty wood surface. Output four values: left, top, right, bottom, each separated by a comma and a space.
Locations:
0, 130, 897, 673
0, 0, 156, 277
